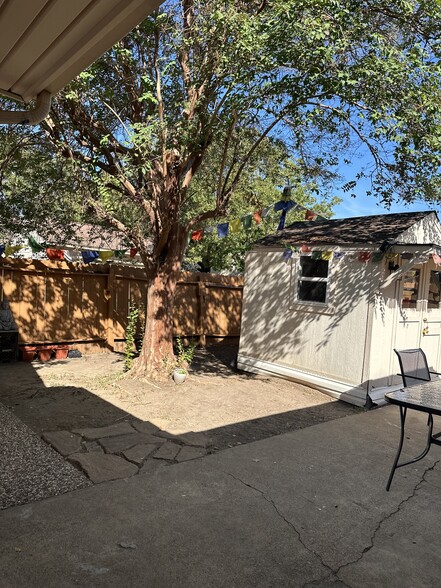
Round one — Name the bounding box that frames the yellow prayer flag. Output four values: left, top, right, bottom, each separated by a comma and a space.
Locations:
5, 245, 23, 257
321, 251, 333, 261
230, 219, 241, 233
99, 250, 114, 262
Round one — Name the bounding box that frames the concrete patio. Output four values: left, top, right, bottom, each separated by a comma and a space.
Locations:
1, 403, 441, 587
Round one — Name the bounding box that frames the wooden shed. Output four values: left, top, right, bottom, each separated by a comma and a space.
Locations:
237, 211, 441, 407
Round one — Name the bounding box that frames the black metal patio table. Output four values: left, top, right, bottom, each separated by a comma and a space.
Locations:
385, 382, 441, 490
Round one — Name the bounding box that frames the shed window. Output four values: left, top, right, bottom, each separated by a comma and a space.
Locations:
428, 271, 441, 309
402, 269, 420, 308
297, 257, 329, 304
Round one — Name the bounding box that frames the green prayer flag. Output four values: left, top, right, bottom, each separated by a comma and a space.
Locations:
241, 214, 253, 230
28, 236, 44, 252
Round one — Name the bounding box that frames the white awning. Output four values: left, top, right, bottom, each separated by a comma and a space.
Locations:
0, 0, 161, 103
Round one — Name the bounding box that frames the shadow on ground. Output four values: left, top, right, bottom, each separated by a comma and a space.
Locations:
0, 341, 360, 508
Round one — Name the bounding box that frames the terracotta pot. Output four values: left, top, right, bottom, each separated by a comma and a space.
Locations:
37, 347, 53, 362
21, 346, 36, 362
54, 346, 69, 360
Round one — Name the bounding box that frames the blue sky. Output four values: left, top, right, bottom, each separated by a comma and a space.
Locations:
332, 191, 441, 220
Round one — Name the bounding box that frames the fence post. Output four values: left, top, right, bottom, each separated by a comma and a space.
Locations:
105, 265, 115, 351
198, 278, 206, 348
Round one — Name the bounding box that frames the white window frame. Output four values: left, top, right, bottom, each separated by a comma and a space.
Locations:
290, 255, 334, 313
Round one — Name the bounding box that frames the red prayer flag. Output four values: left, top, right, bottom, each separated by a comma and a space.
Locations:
301, 244, 311, 253
191, 229, 203, 241
305, 210, 317, 221
433, 253, 441, 265
358, 251, 371, 263
46, 248, 65, 261
253, 210, 262, 224
130, 248, 138, 258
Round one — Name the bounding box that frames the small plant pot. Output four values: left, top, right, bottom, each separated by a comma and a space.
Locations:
54, 345, 69, 360
173, 368, 188, 385
37, 347, 53, 362
21, 345, 36, 362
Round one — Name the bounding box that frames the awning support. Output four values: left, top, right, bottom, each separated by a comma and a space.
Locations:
379, 249, 432, 290
0, 90, 51, 125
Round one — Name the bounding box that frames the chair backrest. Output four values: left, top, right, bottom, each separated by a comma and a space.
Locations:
394, 348, 431, 387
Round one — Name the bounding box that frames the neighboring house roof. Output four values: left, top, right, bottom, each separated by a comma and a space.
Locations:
0, 0, 161, 103
256, 211, 441, 248
45, 223, 128, 250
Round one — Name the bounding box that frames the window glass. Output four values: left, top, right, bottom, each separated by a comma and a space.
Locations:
402, 269, 420, 308
300, 257, 328, 278
297, 257, 329, 304
428, 271, 441, 309
298, 281, 327, 303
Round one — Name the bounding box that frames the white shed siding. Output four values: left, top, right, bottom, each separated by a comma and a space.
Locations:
239, 249, 377, 387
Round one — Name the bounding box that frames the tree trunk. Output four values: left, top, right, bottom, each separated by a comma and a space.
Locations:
131, 226, 186, 379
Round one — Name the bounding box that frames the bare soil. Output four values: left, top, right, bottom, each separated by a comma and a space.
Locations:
0, 341, 360, 451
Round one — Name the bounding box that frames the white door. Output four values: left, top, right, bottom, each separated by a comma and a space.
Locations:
394, 261, 441, 372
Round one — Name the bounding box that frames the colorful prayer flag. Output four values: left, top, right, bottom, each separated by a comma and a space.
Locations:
46, 248, 65, 261
283, 249, 293, 259
230, 219, 241, 233
358, 251, 371, 263
5, 245, 23, 257
433, 253, 441, 265
99, 251, 114, 262
81, 250, 99, 264
322, 251, 333, 261
372, 252, 384, 263
261, 206, 271, 218
241, 214, 253, 230
114, 250, 127, 259
130, 247, 138, 257
305, 210, 317, 221
190, 230, 203, 241
28, 236, 44, 253
217, 223, 229, 238
312, 251, 322, 260
301, 245, 311, 253
253, 211, 262, 224
0, 245, 5, 257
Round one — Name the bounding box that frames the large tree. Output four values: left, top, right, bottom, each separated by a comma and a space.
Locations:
2, 0, 441, 377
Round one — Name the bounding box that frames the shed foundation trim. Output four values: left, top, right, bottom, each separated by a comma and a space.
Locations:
237, 354, 367, 407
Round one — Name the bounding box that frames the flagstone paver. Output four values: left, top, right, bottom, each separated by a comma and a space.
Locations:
122, 443, 159, 465
83, 441, 104, 453
131, 421, 163, 436
40, 420, 213, 485
42, 430, 83, 456
72, 422, 136, 440
175, 446, 207, 462
98, 432, 164, 454
152, 441, 181, 461
68, 453, 138, 484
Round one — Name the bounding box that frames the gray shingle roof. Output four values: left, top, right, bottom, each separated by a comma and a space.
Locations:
256, 211, 437, 247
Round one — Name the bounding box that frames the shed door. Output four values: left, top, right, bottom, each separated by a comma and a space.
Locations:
395, 262, 441, 372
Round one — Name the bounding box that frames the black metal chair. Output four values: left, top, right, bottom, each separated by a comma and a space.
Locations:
394, 348, 441, 387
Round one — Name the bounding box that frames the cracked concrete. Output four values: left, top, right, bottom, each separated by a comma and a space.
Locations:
2, 405, 441, 587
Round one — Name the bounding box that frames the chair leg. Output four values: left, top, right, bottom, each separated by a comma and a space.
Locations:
386, 406, 407, 491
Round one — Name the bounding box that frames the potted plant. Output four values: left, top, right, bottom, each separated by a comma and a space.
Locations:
172, 367, 188, 384
172, 337, 195, 384
54, 344, 69, 360
37, 346, 54, 362
21, 345, 37, 362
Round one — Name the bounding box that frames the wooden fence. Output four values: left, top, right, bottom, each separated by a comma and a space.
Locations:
0, 260, 243, 353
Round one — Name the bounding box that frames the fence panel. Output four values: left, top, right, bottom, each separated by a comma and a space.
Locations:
0, 260, 243, 348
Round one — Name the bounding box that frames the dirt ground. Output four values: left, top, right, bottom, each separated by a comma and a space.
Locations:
0, 341, 360, 451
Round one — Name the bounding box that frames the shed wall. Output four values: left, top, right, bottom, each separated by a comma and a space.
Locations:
239, 249, 379, 386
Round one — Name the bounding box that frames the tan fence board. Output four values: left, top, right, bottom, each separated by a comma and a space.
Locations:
0, 260, 243, 348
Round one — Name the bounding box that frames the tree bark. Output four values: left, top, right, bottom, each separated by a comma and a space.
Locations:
131, 223, 187, 379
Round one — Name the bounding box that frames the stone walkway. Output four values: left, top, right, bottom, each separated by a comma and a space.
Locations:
41, 421, 211, 484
